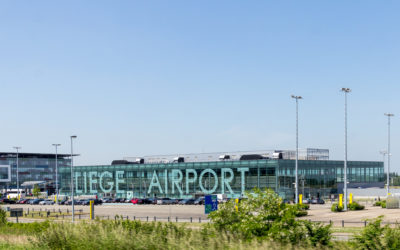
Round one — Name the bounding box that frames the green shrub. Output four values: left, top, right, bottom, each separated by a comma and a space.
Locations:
0, 208, 7, 226
348, 202, 365, 211
297, 204, 310, 210
374, 201, 382, 206
295, 204, 309, 217
381, 200, 387, 208
352, 216, 400, 249
331, 203, 343, 212
208, 188, 332, 247
295, 210, 308, 217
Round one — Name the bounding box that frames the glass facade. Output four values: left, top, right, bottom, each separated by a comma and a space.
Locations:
0, 153, 71, 193
60, 159, 384, 199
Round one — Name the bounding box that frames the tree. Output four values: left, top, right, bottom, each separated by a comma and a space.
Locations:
33, 184, 40, 198
208, 188, 332, 246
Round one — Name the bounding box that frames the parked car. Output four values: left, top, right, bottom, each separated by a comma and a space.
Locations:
194, 197, 205, 205
178, 199, 195, 205
64, 200, 78, 205
17, 199, 28, 204
30, 199, 44, 205
0, 198, 16, 204
146, 198, 157, 204
130, 198, 140, 204
39, 200, 55, 205
302, 199, 311, 204
112, 198, 124, 203
89, 199, 103, 205
157, 198, 175, 205
101, 198, 112, 203
311, 198, 325, 204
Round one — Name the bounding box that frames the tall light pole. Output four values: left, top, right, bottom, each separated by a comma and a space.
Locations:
341, 88, 351, 211
384, 113, 394, 196
13, 146, 21, 200
70, 135, 77, 222
291, 95, 302, 204
52, 144, 61, 203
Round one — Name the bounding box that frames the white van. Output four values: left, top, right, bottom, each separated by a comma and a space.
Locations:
6, 189, 26, 199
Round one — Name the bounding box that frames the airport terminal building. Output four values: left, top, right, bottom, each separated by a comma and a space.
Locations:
59, 149, 384, 200
0, 152, 71, 194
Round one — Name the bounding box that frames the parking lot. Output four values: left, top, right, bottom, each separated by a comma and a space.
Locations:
3, 201, 400, 225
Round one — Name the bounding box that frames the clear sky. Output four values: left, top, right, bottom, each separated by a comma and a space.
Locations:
0, 1, 399, 170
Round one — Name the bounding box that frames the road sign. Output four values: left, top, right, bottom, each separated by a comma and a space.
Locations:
205, 195, 218, 214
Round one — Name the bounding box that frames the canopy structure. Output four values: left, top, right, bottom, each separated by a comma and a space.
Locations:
21, 181, 46, 187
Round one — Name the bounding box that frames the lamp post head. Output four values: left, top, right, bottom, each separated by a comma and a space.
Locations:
13, 146, 21, 151
384, 113, 394, 117
52, 144, 61, 147
70, 135, 77, 139
341, 88, 351, 93
291, 95, 303, 100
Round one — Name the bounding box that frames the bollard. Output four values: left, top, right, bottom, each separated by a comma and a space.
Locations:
176, 217, 178, 222
127, 216, 129, 220
147, 216, 149, 222
16, 214, 18, 223
342, 220, 344, 227
364, 221, 367, 227
63, 214, 64, 219
199, 217, 201, 223
56, 214, 58, 219
154, 216, 156, 222
79, 214, 81, 220
67, 209, 69, 214
329, 220, 332, 225
134, 216, 135, 221
168, 217, 170, 222
28, 208, 29, 214
108, 215, 110, 220
31, 213, 33, 218
190, 217, 192, 223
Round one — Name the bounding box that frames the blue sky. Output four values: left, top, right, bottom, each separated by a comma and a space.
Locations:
0, 1, 399, 170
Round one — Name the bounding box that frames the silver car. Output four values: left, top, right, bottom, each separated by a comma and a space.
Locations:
39, 199, 55, 205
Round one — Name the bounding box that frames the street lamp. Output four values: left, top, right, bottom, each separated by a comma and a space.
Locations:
52, 144, 61, 203
13, 146, 21, 200
70, 135, 77, 222
384, 113, 394, 196
341, 87, 351, 211
291, 94, 302, 204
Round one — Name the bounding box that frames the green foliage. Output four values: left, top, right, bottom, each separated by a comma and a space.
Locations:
0, 208, 7, 226
331, 203, 343, 212
352, 216, 400, 249
348, 202, 365, 211
373, 200, 387, 208
208, 188, 332, 247
295, 210, 308, 217
297, 204, 310, 210
31, 219, 293, 250
32, 185, 40, 198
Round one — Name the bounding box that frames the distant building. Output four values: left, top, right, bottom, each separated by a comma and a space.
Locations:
60, 149, 384, 199
0, 152, 71, 194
